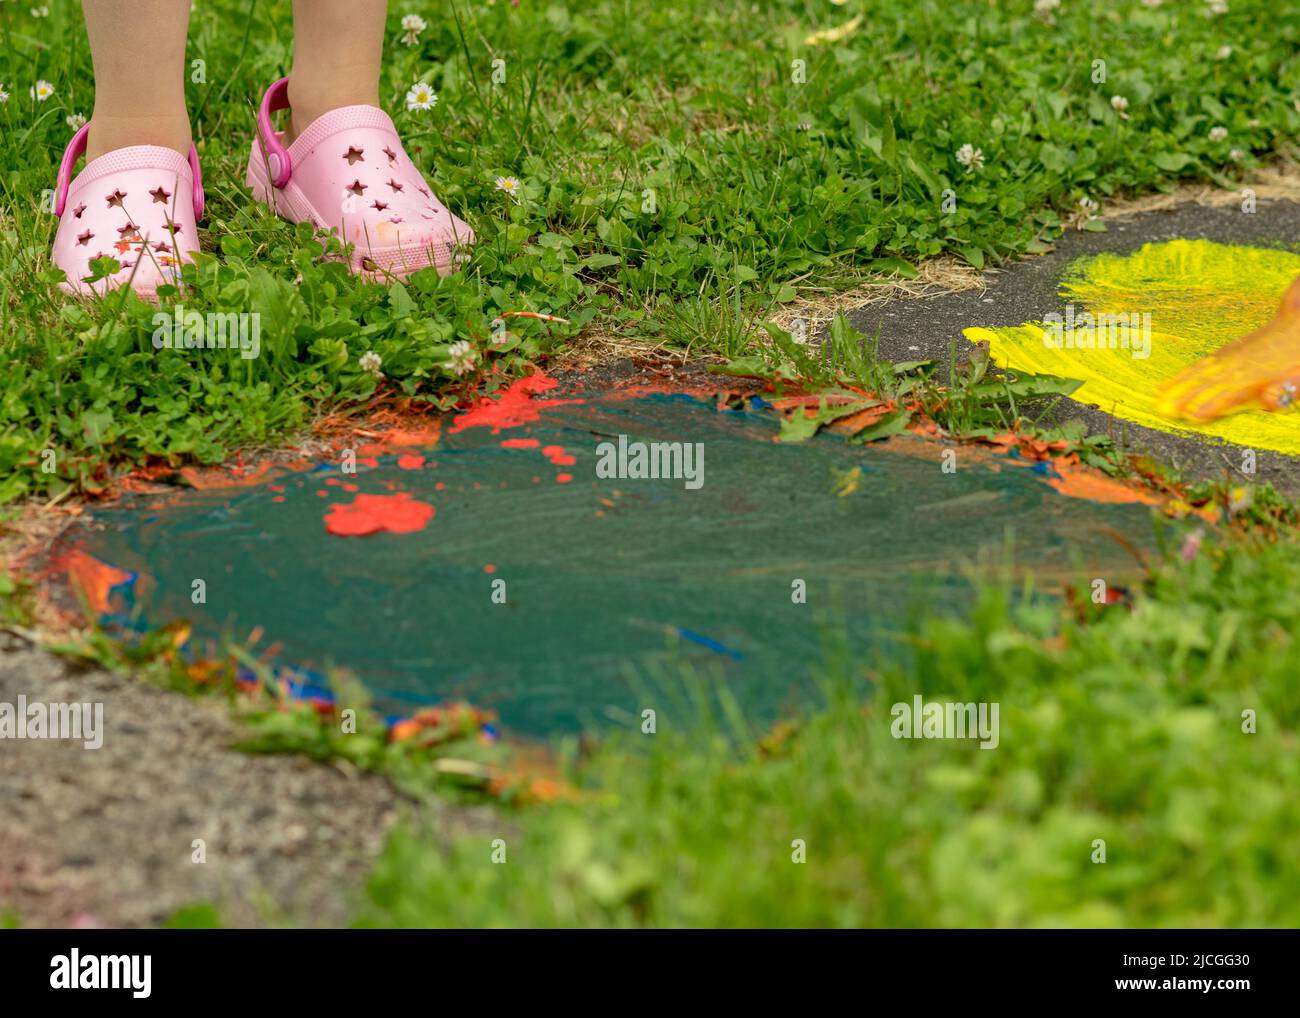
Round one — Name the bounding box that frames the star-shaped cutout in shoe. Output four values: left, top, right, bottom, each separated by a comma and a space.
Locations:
153, 241, 172, 254
416, 185, 430, 198
163, 218, 182, 235
389, 216, 403, 225
372, 200, 389, 211
387, 178, 404, 193
117, 223, 141, 240
106, 189, 127, 208
72, 203, 87, 219
150, 186, 171, 204
344, 146, 365, 165
76, 230, 94, 246
346, 179, 368, 196
383, 146, 398, 163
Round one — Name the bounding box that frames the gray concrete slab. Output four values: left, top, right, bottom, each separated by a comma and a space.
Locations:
846, 200, 1300, 494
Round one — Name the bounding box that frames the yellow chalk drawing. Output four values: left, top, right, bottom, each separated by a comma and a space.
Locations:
963, 238, 1300, 456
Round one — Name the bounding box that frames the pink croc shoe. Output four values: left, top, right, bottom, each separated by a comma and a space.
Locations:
246, 77, 473, 279
52, 123, 204, 298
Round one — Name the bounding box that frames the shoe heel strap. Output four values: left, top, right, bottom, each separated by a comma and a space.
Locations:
54, 121, 205, 221
257, 76, 293, 188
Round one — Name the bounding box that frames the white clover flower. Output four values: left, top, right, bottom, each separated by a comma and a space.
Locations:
447, 340, 476, 376
494, 175, 521, 198
1034, 0, 1060, 11
1229, 148, 1245, 161
66, 112, 86, 130
405, 81, 438, 111
1216, 45, 1233, 59
1110, 94, 1129, 112
1140, 0, 1164, 7
1207, 0, 1228, 14
360, 351, 383, 376
0, 85, 9, 104
30, 6, 49, 17
400, 13, 427, 46
1078, 196, 1099, 215
955, 143, 984, 171
1248, 118, 1261, 129
30, 80, 54, 102
1209, 125, 1228, 142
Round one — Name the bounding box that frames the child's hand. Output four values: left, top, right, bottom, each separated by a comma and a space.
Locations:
1157, 276, 1300, 422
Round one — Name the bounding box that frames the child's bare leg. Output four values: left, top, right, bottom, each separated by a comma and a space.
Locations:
287, 0, 388, 143
1159, 276, 1300, 421
82, 0, 192, 160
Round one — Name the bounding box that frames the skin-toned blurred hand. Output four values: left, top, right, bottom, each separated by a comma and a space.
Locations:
1158, 276, 1300, 422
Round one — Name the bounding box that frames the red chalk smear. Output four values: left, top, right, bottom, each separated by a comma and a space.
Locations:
272, 495, 285, 503
53, 548, 134, 614
536, 443, 575, 466
451, 373, 583, 434
325, 477, 342, 486
359, 456, 380, 469
501, 437, 540, 449
316, 490, 329, 498
484, 563, 496, 574
325, 492, 435, 537
435, 481, 446, 490
556, 473, 573, 484
397, 454, 425, 470
268, 484, 285, 493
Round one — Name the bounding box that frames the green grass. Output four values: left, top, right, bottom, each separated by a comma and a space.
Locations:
1, 0, 1298, 501
358, 525, 1300, 928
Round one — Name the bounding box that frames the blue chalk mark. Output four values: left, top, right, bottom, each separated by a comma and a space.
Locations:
675, 627, 745, 661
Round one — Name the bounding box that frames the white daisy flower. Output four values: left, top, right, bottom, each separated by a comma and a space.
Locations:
494, 175, 522, 198
1209, 125, 1228, 142
359, 351, 383, 376
405, 81, 438, 110
447, 339, 476, 376
30, 80, 54, 102
955, 143, 984, 171
66, 113, 86, 130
